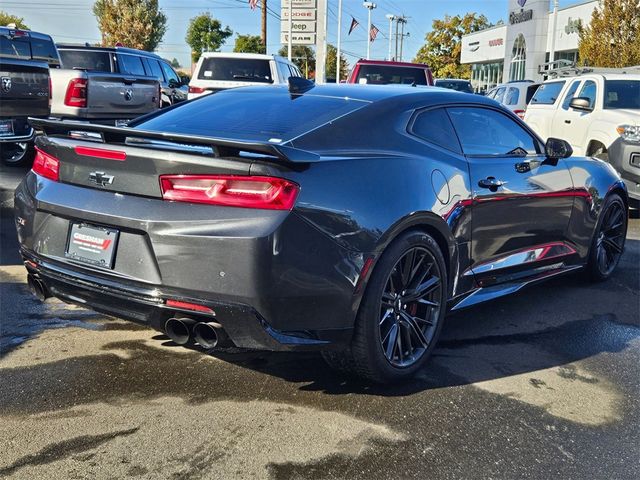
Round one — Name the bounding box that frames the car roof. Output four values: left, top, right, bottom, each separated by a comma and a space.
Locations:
198, 52, 283, 61
355, 59, 429, 68
222, 83, 498, 106
0, 27, 54, 42
56, 44, 164, 60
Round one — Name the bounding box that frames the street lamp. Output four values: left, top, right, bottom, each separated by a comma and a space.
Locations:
363, 1, 377, 60
386, 14, 396, 61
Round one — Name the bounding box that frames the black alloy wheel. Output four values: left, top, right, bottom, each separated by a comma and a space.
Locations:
379, 246, 442, 368
0, 142, 34, 166
322, 231, 447, 383
588, 193, 627, 281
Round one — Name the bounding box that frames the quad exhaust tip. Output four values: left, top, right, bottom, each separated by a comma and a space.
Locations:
164, 317, 196, 345
192, 322, 226, 349
27, 275, 50, 302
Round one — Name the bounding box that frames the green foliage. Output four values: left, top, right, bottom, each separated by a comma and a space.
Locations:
169, 57, 181, 69
325, 44, 349, 82
578, 0, 640, 67
185, 12, 233, 63
93, 0, 167, 51
413, 13, 489, 79
233, 34, 265, 54
0, 11, 28, 29
277, 45, 315, 77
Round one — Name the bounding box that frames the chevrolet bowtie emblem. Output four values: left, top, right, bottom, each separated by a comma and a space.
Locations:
89, 171, 114, 187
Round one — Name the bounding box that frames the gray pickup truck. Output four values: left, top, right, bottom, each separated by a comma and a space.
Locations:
51, 46, 161, 124
0, 27, 55, 165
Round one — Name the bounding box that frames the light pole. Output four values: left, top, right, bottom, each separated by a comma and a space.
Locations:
386, 14, 396, 61
363, 1, 377, 60
287, 0, 293, 61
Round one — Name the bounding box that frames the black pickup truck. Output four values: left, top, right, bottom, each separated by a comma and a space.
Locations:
0, 27, 59, 166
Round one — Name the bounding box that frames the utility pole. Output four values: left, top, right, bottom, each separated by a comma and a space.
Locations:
398, 16, 408, 62
394, 16, 399, 61
336, 0, 343, 82
385, 14, 395, 61
363, 2, 376, 60
261, 0, 267, 48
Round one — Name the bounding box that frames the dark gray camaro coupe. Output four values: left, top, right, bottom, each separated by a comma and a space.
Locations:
17, 81, 628, 382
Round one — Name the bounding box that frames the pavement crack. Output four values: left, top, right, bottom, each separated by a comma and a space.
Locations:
0, 427, 139, 477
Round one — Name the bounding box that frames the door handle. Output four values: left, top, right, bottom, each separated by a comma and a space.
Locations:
564, 119, 571, 124
478, 177, 505, 189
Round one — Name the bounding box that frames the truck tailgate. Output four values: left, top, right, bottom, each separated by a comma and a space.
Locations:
0, 59, 49, 118
86, 73, 159, 117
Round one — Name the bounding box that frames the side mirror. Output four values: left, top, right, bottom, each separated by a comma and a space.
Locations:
168, 78, 179, 88
180, 75, 190, 86
545, 137, 573, 159
569, 97, 593, 112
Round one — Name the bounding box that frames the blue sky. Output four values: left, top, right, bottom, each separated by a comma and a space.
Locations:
2, 0, 576, 69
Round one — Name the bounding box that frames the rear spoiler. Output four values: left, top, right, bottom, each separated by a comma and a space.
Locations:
28, 117, 320, 163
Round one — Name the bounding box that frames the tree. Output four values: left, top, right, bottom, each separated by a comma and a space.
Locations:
169, 58, 181, 69
413, 13, 489, 79
325, 44, 349, 82
277, 45, 315, 77
233, 34, 265, 54
0, 11, 28, 29
578, 0, 640, 68
93, 0, 167, 51
185, 13, 233, 63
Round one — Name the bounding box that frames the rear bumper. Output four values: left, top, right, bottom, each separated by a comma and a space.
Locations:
15, 172, 361, 350
608, 137, 640, 200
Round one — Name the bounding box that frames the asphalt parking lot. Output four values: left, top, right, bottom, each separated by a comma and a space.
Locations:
1, 164, 639, 479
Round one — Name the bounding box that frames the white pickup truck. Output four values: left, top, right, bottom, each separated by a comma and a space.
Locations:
524, 73, 640, 203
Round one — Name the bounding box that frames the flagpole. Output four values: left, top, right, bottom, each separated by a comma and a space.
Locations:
287, 0, 293, 61
336, 0, 342, 82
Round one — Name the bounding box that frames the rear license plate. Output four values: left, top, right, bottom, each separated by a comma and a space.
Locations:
65, 223, 119, 269
0, 119, 14, 137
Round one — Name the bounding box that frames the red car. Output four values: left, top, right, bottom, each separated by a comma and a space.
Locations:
346, 59, 434, 86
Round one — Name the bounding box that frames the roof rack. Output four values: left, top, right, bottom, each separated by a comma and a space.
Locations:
539, 59, 640, 78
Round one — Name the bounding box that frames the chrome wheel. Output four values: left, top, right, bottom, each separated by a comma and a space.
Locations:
379, 247, 442, 368
595, 199, 626, 276
1, 142, 29, 165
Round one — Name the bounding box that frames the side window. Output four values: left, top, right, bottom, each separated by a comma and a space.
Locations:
493, 87, 507, 103
485, 89, 497, 99
119, 54, 146, 76
160, 61, 180, 84
530, 80, 566, 105
447, 107, 539, 156
504, 87, 520, 106
577, 80, 597, 109
147, 59, 165, 82
277, 62, 290, 81
410, 108, 462, 154
561, 80, 581, 110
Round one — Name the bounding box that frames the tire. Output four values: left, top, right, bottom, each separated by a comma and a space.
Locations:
586, 193, 627, 282
591, 143, 608, 162
323, 230, 448, 383
0, 142, 35, 166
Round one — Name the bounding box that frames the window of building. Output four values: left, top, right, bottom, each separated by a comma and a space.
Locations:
509, 34, 527, 82
410, 108, 462, 154
447, 107, 538, 156
471, 61, 504, 94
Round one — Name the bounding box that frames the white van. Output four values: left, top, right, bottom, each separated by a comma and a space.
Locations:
188, 52, 303, 99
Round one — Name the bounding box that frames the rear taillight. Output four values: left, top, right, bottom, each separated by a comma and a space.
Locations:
157, 83, 162, 108
64, 78, 87, 107
514, 109, 526, 119
48, 76, 52, 108
33, 148, 60, 181
159, 175, 299, 210
188, 85, 205, 94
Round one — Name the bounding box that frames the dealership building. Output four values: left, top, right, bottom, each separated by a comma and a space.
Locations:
461, 0, 598, 92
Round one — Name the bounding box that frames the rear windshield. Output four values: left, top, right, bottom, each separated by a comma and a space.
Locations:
133, 89, 368, 142
604, 80, 640, 109
197, 57, 273, 83
530, 81, 566, 105
435, 80, 473, 93
59, 50, 112, 71
0, 35, 30, 60
0, 32, 60, 67
355, 65, 428, 85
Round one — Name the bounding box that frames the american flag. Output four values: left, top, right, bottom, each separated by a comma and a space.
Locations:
369, 24, 380, 42
248, 0, 259, 10
348, 17, 359, 35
